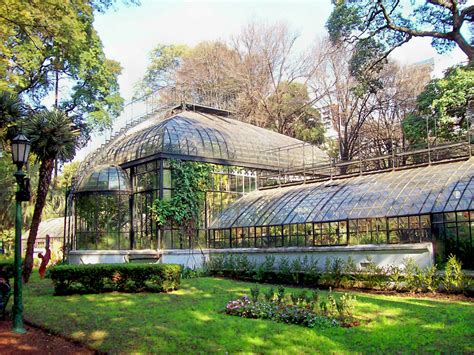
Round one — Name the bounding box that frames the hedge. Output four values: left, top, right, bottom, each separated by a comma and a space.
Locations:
49, 263, 182, 295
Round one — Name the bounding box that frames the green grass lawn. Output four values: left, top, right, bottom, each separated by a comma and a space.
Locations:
19, 275, 474, 353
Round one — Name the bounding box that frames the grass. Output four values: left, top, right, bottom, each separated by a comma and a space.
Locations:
17, 274, 474, 353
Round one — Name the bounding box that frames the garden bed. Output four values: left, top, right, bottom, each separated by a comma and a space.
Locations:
206, 253, 473, 296
225, 285, 358, 328
0, 319, 93, 354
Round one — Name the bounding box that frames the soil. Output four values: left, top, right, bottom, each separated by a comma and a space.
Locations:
334, 287, 474, 302
0, 319, 95, 355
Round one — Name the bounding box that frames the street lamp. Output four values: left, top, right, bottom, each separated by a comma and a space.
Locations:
11, 133, 31, 334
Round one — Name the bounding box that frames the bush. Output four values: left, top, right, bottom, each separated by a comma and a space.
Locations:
0, 257, 14, 280
443, 254, 466, 294
49, 263, 182, 295
181, 266, 209, 279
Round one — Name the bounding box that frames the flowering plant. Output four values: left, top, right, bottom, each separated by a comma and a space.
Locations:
225, 286, 357, 328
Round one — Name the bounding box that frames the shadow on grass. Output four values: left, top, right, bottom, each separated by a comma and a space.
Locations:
21, 276, 474, 353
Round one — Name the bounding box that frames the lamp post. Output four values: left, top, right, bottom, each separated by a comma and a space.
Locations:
11, 133, 31, 334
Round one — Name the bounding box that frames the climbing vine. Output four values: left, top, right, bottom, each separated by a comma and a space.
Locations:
151, 160, 212, 244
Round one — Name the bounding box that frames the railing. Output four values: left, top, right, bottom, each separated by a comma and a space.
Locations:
258, 140, 473, 189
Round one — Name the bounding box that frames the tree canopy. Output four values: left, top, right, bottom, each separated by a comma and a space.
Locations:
327, 0, 474, 78
136, 23, 326, 145
0, 0, 128, 130
403, 65, 474, 145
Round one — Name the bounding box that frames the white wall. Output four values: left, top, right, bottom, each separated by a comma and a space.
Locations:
69, 243, 434, 269
68, 250, 160, 264
161, 243, 434, 269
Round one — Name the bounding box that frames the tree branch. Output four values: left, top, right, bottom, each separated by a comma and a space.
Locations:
377, 0, 452, 39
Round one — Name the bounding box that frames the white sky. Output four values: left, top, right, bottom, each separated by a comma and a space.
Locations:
94, 0, 467, 102
76, 0, 468, 161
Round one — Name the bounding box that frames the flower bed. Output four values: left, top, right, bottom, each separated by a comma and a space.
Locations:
209, 254, 472, 295
225, 285, 358, 328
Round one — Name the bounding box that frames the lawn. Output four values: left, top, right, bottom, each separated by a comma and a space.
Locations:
19, 275, 474, 353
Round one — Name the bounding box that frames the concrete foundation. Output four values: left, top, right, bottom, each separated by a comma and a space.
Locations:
68, 249, 160, 264
69, 243, 434, 269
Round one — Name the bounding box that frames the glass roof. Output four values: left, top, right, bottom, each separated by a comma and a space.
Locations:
99, 109, 327, 169
76, 165, 131, 193
22, 217, 67, 241
211, 158, 474, 228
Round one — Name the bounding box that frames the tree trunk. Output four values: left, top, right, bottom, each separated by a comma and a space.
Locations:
22, 158, 54, 283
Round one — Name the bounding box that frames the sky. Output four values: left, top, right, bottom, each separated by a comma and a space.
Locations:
77, 0, 468, 160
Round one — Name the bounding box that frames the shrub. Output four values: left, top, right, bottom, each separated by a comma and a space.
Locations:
422, 265, 440, 293
443, 254, 466, 294
250, 284, 260, 302
290, 257, 303, 284
207, 255, 224, 272
277, 285, 285, 303
209, 253, 470, 295
49, 263, 182, 295
0, 257, 14, 280
302, 256, 320, 286
278, 257, 292, 283
235, 254, 255, 276
263, 287, 275, 302
181, 266, 208, 279
255, 255, 275, 282
335, 293, 356, 320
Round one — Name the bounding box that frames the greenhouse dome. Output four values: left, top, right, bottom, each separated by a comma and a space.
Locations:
99, 108, 327, 170
76, 164, 131, 194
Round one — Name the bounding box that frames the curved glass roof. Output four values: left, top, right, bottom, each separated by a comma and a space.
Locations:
76, 165, 131, 193
211, 158, 474, 228
99, 109, 327, 169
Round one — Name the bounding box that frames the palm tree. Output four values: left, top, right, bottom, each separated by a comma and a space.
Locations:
0, 91, 25, 130
23, 110, 80, 282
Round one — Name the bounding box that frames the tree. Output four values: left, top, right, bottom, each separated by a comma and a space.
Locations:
361, 60, 432, 161
0, 92, 27, 239
57, 161, 81, 189
134, 44, 190, 98
403, 65, 474, 145
175, 41, 242, 109
0, 92, 25, 131
310, 41, 431, 166
0, 1, 132, 279
0, 0, 126, 129
137, 22, 325, 136
263, 81, 325, 144
310, 43, 377, 164
23, 110, 80, 282
327, 0, 474, 78
231, 22, 321, 127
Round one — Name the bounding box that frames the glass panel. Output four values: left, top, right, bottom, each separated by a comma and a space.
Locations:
163, 169, 171, 189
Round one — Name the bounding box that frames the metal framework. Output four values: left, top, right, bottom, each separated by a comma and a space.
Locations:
98, 109, 327, 171
211, 158, 474, 229
65, 99, 473, 268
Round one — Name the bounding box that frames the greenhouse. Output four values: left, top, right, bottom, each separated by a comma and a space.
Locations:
67, 103, 473, 268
